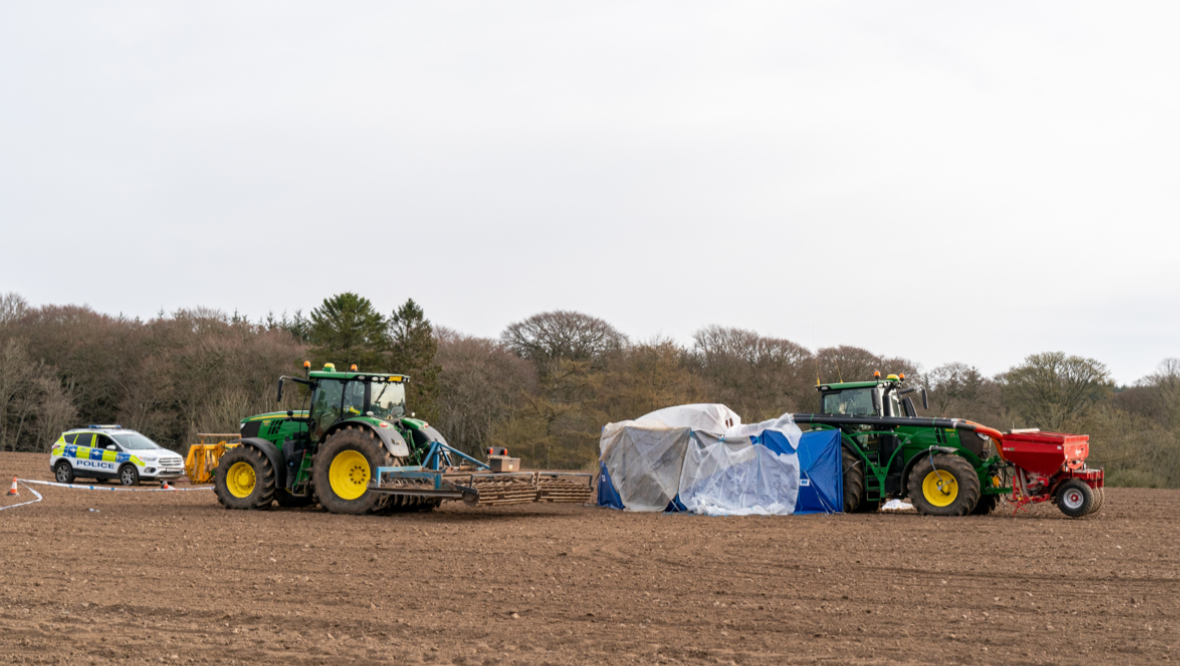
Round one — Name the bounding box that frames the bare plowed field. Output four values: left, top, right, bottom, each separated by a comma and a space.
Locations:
1, 451, 1177, 665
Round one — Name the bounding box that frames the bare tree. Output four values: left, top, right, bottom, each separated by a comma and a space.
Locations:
691, 326, 814, 418
1002, 352, 1113, 430
501, 310, 627, 370
435, 327, 537, 455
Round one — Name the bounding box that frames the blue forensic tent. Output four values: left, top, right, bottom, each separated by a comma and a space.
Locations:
757, 429, 842, 514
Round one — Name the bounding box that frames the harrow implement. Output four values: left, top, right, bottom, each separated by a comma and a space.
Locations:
370, 441, 595, 507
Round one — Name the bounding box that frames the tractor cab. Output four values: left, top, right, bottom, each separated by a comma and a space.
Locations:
817, 373, 927, 418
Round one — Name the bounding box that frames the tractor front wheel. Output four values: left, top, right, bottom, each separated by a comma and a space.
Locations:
313, 426, 394, 515
841, 447, 865, 513
907, 453, 980, 517
214, 446, 277, 510
1055, 479, 1094, 518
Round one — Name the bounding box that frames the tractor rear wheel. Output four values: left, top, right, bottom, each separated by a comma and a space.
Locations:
214, 446, 277, 510
972, 494, 1001, 515
907, 453, 980, 517
313, 426, 394, 515
1055, 479, 1094, 518
841, 447, 865, 513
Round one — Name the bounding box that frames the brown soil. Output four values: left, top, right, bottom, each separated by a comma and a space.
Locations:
1, 451, 1177, 665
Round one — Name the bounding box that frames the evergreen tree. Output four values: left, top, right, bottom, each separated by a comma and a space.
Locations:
389, 299, 441, 424
307, 293, 387, 371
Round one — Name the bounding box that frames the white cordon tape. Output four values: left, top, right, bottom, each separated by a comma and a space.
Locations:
0, 481, 44, 511
16, 479, 213, 492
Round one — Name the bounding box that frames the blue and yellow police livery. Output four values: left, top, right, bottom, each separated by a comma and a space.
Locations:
49, 425, 184, 486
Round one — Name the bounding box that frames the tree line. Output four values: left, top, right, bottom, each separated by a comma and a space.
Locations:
1, 292, 1176, 488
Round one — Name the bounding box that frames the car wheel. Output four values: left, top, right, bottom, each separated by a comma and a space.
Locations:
54, 461, 74, 484
119, 465, 139, 486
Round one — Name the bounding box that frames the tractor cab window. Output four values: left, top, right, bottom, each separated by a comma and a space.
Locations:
368, 380, 406, 420
311, 379, 345, 437
888, 391, 904, 417
342, 381, 366, 418
821, 388, 878, 416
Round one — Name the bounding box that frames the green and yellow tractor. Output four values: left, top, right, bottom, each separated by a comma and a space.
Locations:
792, 373, 1010, 516
214, 363, 445, 514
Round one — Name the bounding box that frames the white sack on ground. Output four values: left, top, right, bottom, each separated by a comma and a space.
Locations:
678, 432, 801, 516
636, 404, 742, 433
599, 421, 692, 512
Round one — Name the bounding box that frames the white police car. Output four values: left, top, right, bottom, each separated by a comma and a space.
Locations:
49, 425, 185, 486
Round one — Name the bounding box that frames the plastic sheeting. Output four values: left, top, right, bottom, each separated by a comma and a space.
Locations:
635, 404, 742, 433
677, 432, 801, 516
599, 422, 693, 512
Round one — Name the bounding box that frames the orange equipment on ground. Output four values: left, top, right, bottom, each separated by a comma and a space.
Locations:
184, 434, 241, 484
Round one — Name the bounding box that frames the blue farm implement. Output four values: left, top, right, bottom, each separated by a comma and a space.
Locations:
370, 440, 595, 507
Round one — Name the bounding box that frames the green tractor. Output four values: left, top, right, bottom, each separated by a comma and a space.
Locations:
792, 373, 1010, 516
213, 362, 445, 514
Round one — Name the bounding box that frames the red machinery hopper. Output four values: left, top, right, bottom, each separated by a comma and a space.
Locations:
999, 430, 1103, 517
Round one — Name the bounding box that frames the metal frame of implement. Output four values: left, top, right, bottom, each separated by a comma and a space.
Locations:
370, 440, 594, 505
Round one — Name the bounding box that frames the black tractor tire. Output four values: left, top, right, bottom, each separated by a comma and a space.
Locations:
313, 426, 395, 515
118, 464, 140, 487
1088, 486, 1105, 515
54, 461, 74, 484
907, 453, 980, 517
1055, 479, 1095, 518
276, 489, 315, 508
213, 445, 277, 510
972, 493, 1001, 515
841, 447, 866, 513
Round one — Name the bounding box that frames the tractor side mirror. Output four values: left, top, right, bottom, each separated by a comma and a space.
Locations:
871, 389, 882, 416
276, 377, 284, 403
921, 388, 929, 410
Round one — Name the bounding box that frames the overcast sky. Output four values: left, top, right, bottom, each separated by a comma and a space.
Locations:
2, 2, 1177, 384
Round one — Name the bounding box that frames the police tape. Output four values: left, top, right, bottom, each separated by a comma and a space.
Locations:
0, 482, 43, 511
16, 479, 213, 492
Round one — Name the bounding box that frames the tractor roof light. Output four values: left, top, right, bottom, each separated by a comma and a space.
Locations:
899, 372, 906, 380
350, 364, 358, 371
873, 371, 881, 378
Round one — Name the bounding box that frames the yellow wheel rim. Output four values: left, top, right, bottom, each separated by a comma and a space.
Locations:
922, 470, 958, 507
226, 461, 256, 498
329, 449, 370, 501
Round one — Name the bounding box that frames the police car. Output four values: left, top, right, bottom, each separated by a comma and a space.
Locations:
49, 425, 185, 486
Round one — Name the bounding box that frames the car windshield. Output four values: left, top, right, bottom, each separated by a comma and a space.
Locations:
821, 388, 877, 416
108, 432, 163, 450
369, 380, 406, 420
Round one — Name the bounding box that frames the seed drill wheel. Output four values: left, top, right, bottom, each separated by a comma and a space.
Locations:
313, 426, 394, 515
214, 445, 277, 510
841, 447, 866, 513
1055, 479, 1095, 518
1088, 486, 1105, 515
907, 453, 980, 517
